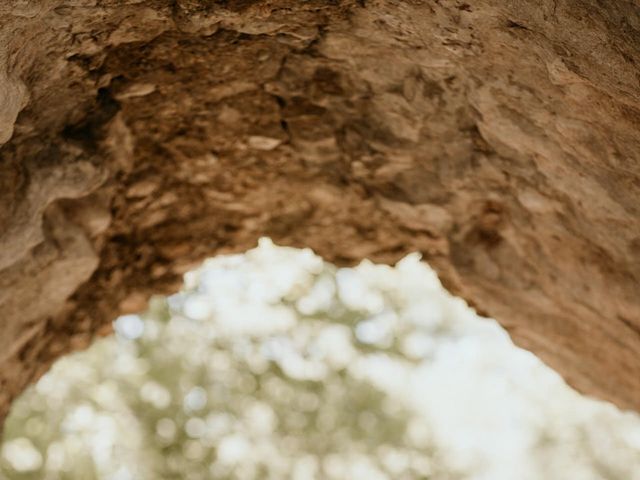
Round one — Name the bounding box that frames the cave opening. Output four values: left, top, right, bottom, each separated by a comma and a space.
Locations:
1, 239, 639, 480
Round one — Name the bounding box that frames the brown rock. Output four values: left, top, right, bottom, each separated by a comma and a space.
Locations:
0, 0, 639, 426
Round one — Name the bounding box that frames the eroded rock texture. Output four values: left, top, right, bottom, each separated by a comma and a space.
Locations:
0, 0, 639, 422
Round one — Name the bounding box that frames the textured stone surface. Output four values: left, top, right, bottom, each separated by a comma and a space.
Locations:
0, 0, 639, 422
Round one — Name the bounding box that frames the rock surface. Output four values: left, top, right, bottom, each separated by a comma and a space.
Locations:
0, 0, 639, 423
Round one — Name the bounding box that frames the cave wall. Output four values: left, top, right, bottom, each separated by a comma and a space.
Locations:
1, 0, 639, 423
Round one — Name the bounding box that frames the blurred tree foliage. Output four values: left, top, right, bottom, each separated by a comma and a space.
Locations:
1, 240, 639, 480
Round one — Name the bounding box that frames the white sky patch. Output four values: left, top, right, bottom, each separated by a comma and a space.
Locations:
113, 314, 145, 340
2, 438, 42, 472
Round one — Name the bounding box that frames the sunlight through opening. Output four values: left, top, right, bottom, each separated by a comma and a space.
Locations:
2, 239, 639, 480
